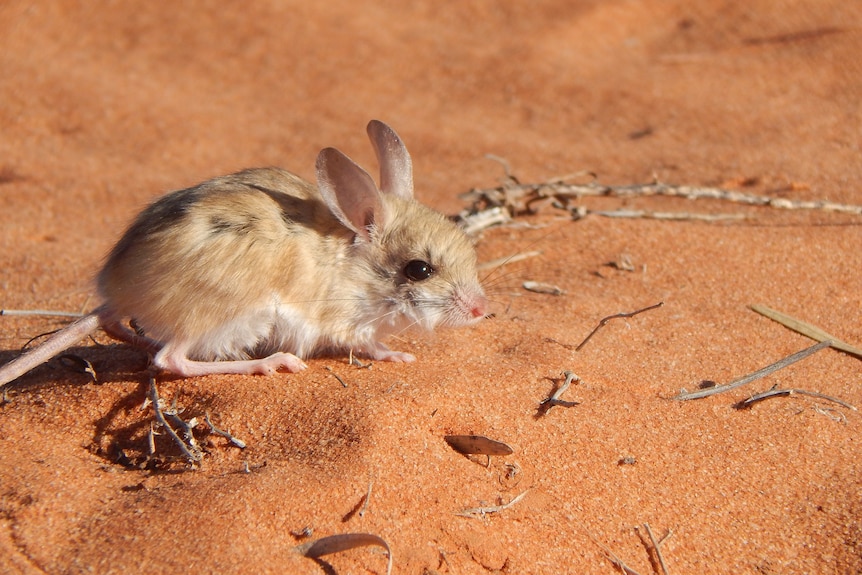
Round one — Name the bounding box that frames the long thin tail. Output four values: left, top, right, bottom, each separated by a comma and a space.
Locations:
0, 312, 101, 388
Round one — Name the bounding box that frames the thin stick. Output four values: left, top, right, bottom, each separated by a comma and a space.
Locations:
148, 375, 202, 462
587, 533, 644, 575
547, 371, 578, 402
358, 478, 374, 518
643, 523, 670, 575
166, 412, 201, 457
539, 371, 580, 413
462, 176, 862, 216
205, 411, 247, 448
750, 304, 862, 359
593, 209, 746, 222
348, 350, 372, 369
325, 366, 348, 387
576, 302, 664, 351
674, 340, 832, 401
658, 530, 673, 547
739, 387, 857, 411
147, 424, 156, 456
457, 489, 529, 517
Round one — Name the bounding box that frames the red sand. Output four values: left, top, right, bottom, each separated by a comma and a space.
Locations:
1, 2, 860, 573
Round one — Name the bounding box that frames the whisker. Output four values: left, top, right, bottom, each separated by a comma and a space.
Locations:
477, 250, 542, 274
478, 232, 554, 285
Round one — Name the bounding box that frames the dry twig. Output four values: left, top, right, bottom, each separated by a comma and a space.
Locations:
588, 534, 644, 575
324, 365, 348, 387
576, 302, 664, 351
642, 523, 670, 575
674, 340, 832, 401
457, 489, 529, 518
737, 387, 856, 411
537, 371, 580, 416
461, 174, 862, 219
205, 411, 247, 448
147, 375, 202, 463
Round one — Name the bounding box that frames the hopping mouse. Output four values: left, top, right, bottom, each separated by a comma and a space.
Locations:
0, 120, 487, 385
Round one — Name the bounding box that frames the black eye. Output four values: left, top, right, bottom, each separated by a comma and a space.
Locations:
403, 260, 434, 281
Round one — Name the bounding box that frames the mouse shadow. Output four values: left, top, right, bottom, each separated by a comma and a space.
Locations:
0, 342, 151, 391
1, 343, 217, 469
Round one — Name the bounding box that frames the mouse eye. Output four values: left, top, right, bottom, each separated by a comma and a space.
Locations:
403, 259, 435, 281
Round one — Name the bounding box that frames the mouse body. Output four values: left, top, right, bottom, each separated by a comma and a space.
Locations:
0, 120, 487, 384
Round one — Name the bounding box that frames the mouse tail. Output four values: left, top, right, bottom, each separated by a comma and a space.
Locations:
0, 311, 102, 388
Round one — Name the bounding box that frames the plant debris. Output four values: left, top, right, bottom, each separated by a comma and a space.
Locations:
456, 489, 529, 518
675, 340, 832, 401
736, 386, 856, 411
537, 371, 581, 417
459, 169, 862, 228
523, 280, 565, 296
147, 375, 202, 464
750, 303, 862, 359
57, 354, 98, 384
295, 533, 392, 575
576, 302, 664, 351
444, 434, 514, 456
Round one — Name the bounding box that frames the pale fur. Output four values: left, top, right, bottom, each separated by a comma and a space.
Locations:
0, 121, 487, 383
99, 171, 484, 364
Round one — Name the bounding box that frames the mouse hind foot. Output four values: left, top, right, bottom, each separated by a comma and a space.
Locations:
365, 342, 416, 363
154, 343, 307, 377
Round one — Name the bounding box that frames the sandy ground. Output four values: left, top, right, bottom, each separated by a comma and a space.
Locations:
1, 1, 861, 573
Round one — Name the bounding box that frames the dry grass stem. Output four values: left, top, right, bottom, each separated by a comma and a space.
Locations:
461, 173, 862, 218
592, 209, 746, 221
359, 479, 373, 518
588, 534, 644, 575
537, 371, 581, 416
674, 340, 832, 401
738, 387, 857, 411
750, 304, 862, 359
643, 523, 670, 575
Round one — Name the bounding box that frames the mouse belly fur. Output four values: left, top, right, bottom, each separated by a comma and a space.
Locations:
170, 298, 391, 363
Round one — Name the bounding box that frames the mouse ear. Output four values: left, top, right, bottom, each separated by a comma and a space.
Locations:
316, 147, 384, 241
367, 120, 413, 200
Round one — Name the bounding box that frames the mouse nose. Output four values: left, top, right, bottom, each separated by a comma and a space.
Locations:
469, 294, 488, 318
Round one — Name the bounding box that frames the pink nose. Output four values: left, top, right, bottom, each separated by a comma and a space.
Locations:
470, 295, 488, 318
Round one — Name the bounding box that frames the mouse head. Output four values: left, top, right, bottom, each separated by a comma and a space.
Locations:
316, 120, 487, 330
